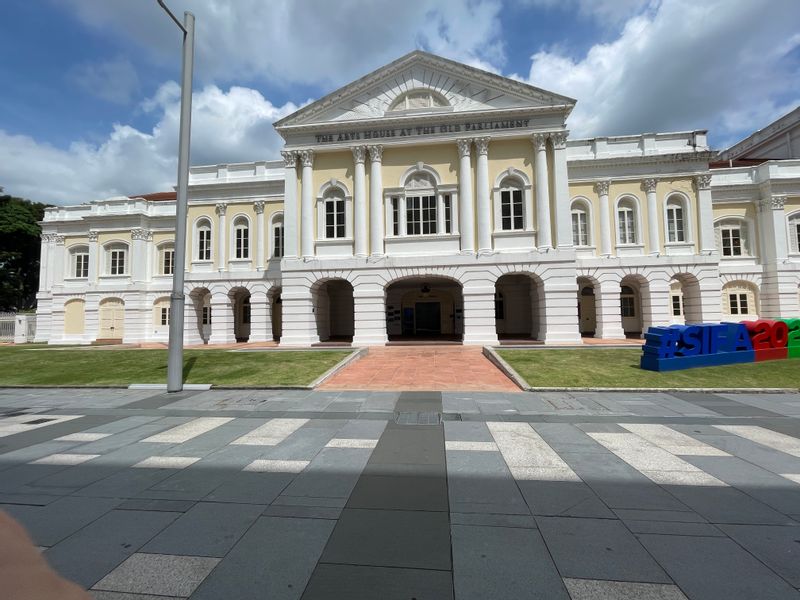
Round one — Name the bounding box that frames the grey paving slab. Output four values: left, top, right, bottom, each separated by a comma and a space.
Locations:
72, 464, 180, 499
0, 463, 71, 491
367, 425, 445, 466
669, 392, 784, 417
446, 449, 529, 515
281, 448, 372, 499
141, 501, 263, 557
563, 578, 689, 600
320, 508, 451, 570
91, 592, 182, 600
117, 498, 195, 512
204, 471, 295, 504
691, 432, 800, 475
450, 512, 537, 528
1, 495, 121, 546
263, 505, 342, 519
0, 415, 118, 454
443, 420, 493, 442
93, 552, 219, 597
329, 418, 386, 439
273, 495, 347, 508
348, 473, 448, 511
190, 516, 334, 600
664, 484, 795, 525
613, 508, 708, 523
626, 520, 725, 537
0, 491, 61, 506
719, 524, 800, 587
536, 516, 670, 583
302, 564, 453, 600
532, 422, 609, 453
44, 509, 178, 589
518, 479, 615, 518
452, 524, 569, 600
639, 533, 800, 599
260, 424, 341, 460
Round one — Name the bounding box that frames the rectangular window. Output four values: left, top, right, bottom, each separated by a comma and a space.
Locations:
721, 228, 742, 256
405, 196, 437, 235
202, 306, 211, 325
391, 197, 399, 236
110, 250, 126, 275
621, 296, 636, 317
667, 207, 685, 242
572, 211, 588, 246
198, 229, 211, 261
795, 224, 800, 253
325, 197, 346, 238
500, 189, 523, 231
273, 225, 284, 258
162, 249, 174, 275
730, 293, 749, 315
406, 196, 421, 235
74, 253, 89, 278
618, 209, 636, 244
235, 227, 249, 258
443, 194, 452, 234
421, 195, 437, 235
160, 307, 170, 326
672, 295, 682, 316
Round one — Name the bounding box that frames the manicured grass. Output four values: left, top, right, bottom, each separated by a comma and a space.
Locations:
498, 348, 800, 389
0, 345, 351, 387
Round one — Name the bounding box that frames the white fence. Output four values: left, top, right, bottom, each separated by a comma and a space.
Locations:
0, 312, 37, 343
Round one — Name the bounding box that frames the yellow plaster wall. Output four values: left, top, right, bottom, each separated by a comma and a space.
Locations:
97, 231, 132, 246
311, 151, 354, 245
151, 231, 175, 246
713, 202, 760, 255
64, 299, 85, 335
64, 235, 89, 248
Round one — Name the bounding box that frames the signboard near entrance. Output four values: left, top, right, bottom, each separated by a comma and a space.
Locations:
640, 319, 800, 371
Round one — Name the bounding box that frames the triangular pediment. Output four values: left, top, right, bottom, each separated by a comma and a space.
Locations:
274, 51, 575, 130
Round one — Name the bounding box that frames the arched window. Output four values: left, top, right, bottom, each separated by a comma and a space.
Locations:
404, 171, 438, 235
233, 216, 250, 259
324, 188, 346, 239
571, 200, 591, 247
158, 243, 175, 275
153, 297, 171, 329
271, 213, 284, 258
715, 218, 750, 257
196, 219, 212, 261
665, 195, 686, 243
722, 281, 759, 317
499, 177, 524, 231
388, 89, 449, 112
104, 243, 128, 276
69, 245, 89, 279
788, 212, 800, 253
617, 198, 638, 245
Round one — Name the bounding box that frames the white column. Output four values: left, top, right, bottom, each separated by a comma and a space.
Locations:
462, 282, 499, 345
46, 234, 57, 289
643, 178, 660, 255
281, 151, 299, 258
278, 279, 318, 346
457, 138, 475, 253
299, 150, 315, 258
131, 228, 149, 283
475, 136, 492, 253
254, 201, 266, 270
352, 146, 367, 257
550, 132, 572, 249
182, 293, 203, 345
368, 145, 384, 256
594, 279, 625, 339
208, 291, 235, 344
248, 290, 269, 342
695, 173, 716, 255
533, 134, 552, 250
53, 235, 66, 286
352, 283, 388, 346
38, 233, 51, 292
215, 202, 227, 271
594, 181, 612, 257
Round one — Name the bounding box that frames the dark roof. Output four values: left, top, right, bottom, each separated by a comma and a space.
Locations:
709, 158, 769, 169
133, 191, 177, 202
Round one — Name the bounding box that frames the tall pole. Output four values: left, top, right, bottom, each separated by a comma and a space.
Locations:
166, 9, 195, 392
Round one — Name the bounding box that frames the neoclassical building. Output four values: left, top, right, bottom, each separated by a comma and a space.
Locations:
34, 52, 800, 346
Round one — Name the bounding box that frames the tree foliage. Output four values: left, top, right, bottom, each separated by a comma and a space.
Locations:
0, 189, 51, 311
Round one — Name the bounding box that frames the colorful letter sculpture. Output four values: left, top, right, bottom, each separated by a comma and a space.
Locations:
640, 319, 800, 371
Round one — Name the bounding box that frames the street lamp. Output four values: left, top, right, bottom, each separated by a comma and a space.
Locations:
158, 0, 195, 392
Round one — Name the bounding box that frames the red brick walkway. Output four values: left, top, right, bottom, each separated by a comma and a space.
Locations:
320, 345, 521, 392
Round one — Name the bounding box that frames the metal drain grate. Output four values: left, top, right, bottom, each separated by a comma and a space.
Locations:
394, 411, 442, 425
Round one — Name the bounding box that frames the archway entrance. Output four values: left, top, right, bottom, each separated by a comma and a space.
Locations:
620, 277, 644, 337
269, 287, 282, 342
231, 288, 251, 343
314, 279, 354, 343
385, 277, 463, 341
576, 277, 597, 336
494, 273, 544, 342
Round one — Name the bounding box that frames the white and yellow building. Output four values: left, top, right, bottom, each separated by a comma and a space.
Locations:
34, 52, 800, 345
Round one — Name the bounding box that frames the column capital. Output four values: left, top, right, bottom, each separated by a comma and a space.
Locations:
54, 234, 66, 246
299, 149, 314, 168
87, 231, 99, 242
215, 202, 228, 216
352, 145, 366, 164
131, 228, 152, 241
253, 200, 266, 214
280, 150, 296, 168
694, 172, 712, 190
474, 136, 490, 156
532, 133, 548, 151
760, 195, 786, 211
549, 131, 568, 149
641, 178, 658, 194
368, 144, 383, 162
593, 180, 610, 196
456, 138, 473, 158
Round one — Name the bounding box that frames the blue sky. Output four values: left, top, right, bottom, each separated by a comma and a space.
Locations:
0, 0, 798, 205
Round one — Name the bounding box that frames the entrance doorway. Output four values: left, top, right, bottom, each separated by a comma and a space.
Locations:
314, 279, 354, 343
386, 277, 463, 341
577, 277, 597, 336
98, 297, 124, 340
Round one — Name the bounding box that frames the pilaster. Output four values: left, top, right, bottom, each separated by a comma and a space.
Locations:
694, 173, 716, 255
254, 201, 266, 270
300, 150, 315, 259
368, 145, 384, 256
594, 181, 612, 257
457, 138, 475, 253
281, 151, 299, 258
215, 202, 228, 271
352, 146, 368, 257
550, 131, 572, 249
594, 279, 625, 339
642, 178, 660, 256
532, 134, 552, 250
474, 137, 492, 253
208, 291, 235, 344
248, 290, 270, 342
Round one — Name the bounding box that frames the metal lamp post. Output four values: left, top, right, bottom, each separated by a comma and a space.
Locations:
158, 1, 195, 392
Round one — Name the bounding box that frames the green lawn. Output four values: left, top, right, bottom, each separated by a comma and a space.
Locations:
497, 348, 800, 389
0, 345, 351, 387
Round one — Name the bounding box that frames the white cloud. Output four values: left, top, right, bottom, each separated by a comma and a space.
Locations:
61, 0, 506, 88
523, 0, 800, 143
67, 56, 140, 104
0, 83, 298, 205
517, 0, 650, 25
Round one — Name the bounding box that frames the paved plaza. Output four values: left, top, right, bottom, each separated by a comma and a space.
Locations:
1, 387, 800, 599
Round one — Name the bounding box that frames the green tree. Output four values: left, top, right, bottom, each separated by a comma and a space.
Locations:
0, 188, 51, 311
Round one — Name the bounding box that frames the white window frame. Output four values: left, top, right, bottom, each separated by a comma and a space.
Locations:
715, 218, 752, 258
70, 246, 89, 279
270, 212, 284, 259
157, 243, 175, 276
195, 219, 213, 262
231, 215, 251, 260
316, 181, 353, 242
616, 199, 638, 245
787, 211, 800, 254
492, 169, 533, 234
722, 281, 759, 318
103, 243, 129, 276
570, 199, 592, 247
665, 196, 686, 243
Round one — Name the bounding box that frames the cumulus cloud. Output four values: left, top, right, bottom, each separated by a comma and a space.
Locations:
0, 83, 299, 205
523, 0, 800, 143
67, 56, 140, 105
